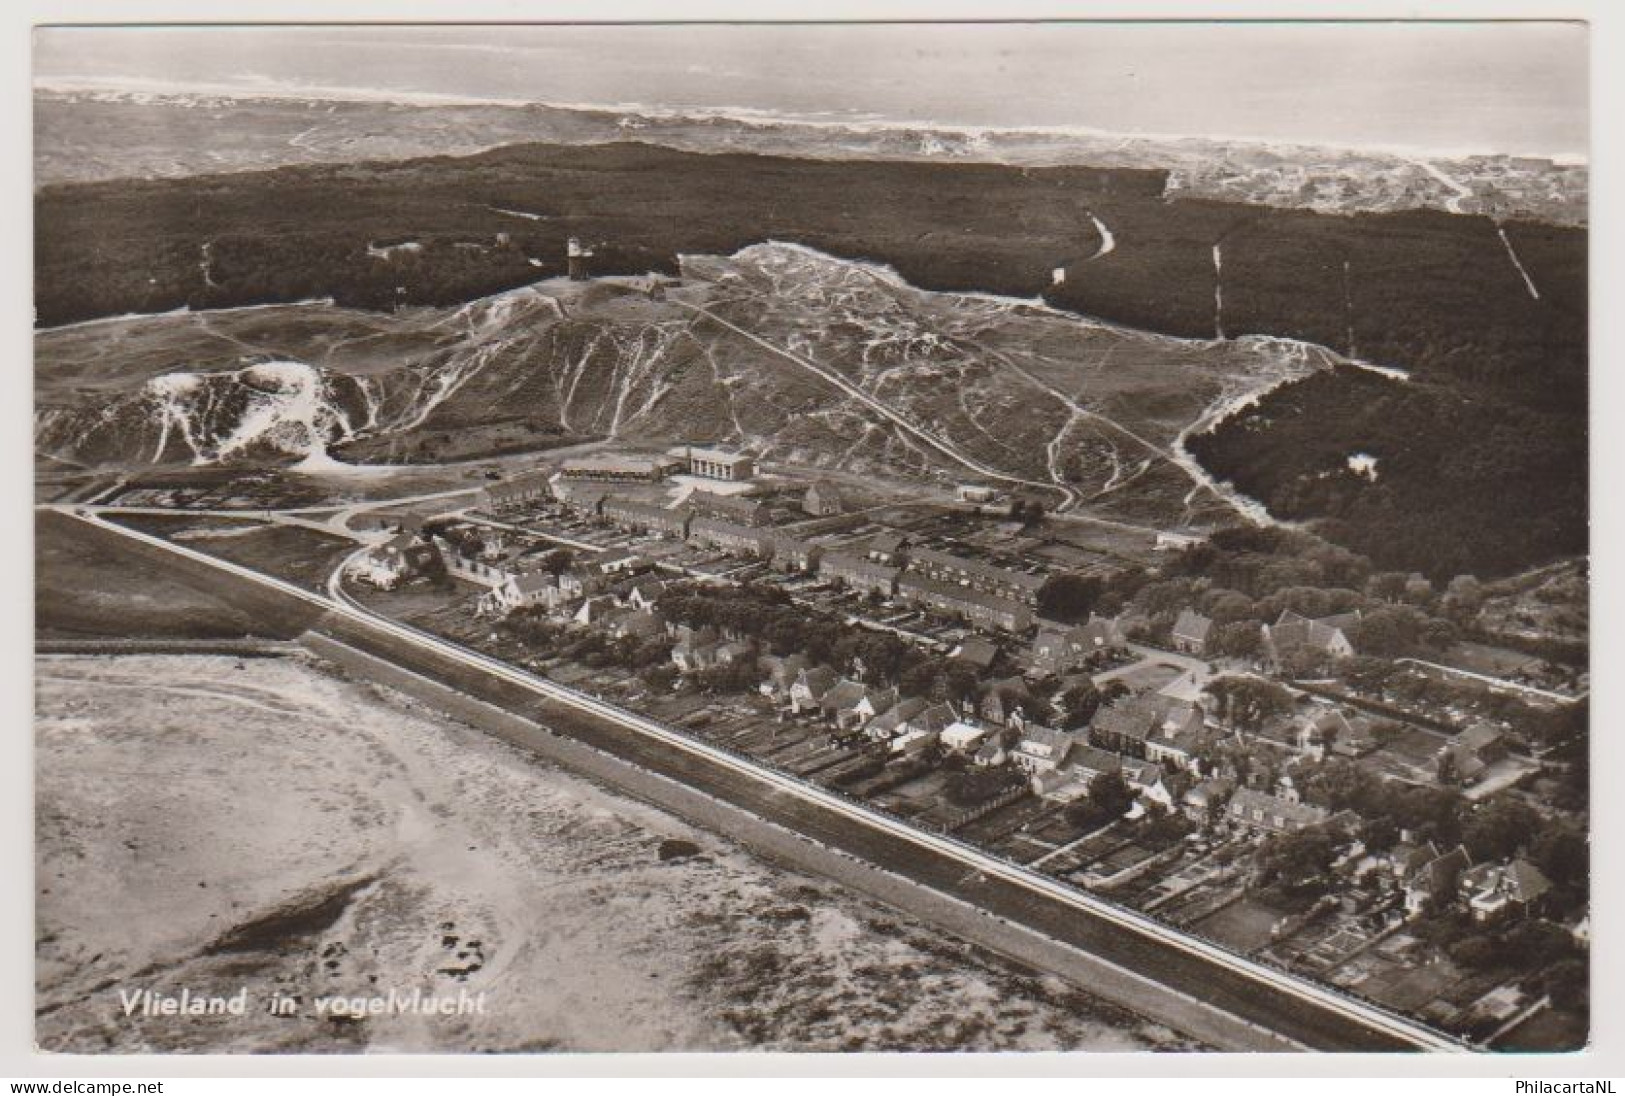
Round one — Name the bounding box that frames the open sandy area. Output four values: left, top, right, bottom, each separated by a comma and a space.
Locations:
36, 653, 1188, 1053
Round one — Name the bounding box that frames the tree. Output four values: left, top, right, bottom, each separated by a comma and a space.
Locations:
1403, 574, 1437, 607
1462, 799, 1541, 862
1448, 934, 1502, 971
1529, 824, 1588, 891
1350, 605, 1432, 658
1502, 920, 1580, 968
640, 663, 678, 692
1202, 589, 1257, 624
540, 548, 575, 576
1087, 770, 1136, 819
898, 659, 943, 700
1206, 676, 1293, 731
1443, 574, 1486, 621
1211, 620, 1264, 659
1036, 573, 1104, 624
1365, 571, 1411, 603
945, 766, 1016, 807
1255, 828, 1336, 890
1058, 682, 1102, 730
1362, 815, 1400, 854
1543, 959, 1589, 1013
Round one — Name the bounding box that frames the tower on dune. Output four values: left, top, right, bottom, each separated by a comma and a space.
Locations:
567, 237, 595, 281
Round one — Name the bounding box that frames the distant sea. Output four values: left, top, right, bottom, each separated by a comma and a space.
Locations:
34, 22, 1588, 160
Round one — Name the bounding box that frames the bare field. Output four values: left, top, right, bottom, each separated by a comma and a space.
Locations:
36, 653, 1186, 1053
36, 510, 262, 641
107, 515, 357, 592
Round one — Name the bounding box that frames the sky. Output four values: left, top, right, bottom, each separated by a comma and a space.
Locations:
33, 22, 1590, 158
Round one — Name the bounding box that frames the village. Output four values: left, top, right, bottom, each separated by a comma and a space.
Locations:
342, 444, 1590, 1049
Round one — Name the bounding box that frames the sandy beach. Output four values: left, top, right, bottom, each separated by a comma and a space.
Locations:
36, 652, 1189, 1053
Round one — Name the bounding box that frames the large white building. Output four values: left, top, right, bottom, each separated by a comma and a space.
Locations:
682, 447, 756, 482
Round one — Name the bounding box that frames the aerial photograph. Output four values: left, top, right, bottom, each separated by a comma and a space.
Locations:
32, 20, 1589, 1056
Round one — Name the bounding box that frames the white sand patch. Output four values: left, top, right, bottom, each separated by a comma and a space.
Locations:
37, 654, 1183, 1054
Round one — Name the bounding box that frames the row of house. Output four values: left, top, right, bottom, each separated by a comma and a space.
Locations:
896, 573, 1035, 633
476, 546, 652, 616
561, 453, 686, 482
601, 496, 693, 539
1029, 616, 1128, 676
1400, 843, 1553, 922
904, 545, 1047, 607
479, 471, 554, 513
690, 491, 772, 527
1160, 606, 1360, 667
970, 721, 1190, 810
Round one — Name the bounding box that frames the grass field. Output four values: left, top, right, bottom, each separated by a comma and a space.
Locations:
36, 510, 265, 640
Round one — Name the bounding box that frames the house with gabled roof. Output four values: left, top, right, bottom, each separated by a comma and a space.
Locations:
688, 516, 764, 557
1405, 845, 1473, 915
671, 626, 722, 673
607, 607, 664, 641
1227, 788, 1331, 835
905, 546, 1046, 606
802, 483, 845, 517
789, 666, 841, 713
973, 735, 1008, 768
690, 490, 770, 527
622, 576, 670, 612
1183, 776, 1235, 823
951, 636, 1000, 672
572, 595, 617, 627
820, 679, 899, 729
1121, 759, 1188, 810
758, 531, 823, 574
1462, 859, 1553, 922
1437, 723, 1508, 786
1386, 840, 1442, 882
903, 702, 960, 738
1028, 615, 1128, 676
351, 530, 441, 590
758, 652, 812, 703
1031, 767, 1091, 802
1011, 724, 1079, 775
479, 470, 553, 513
977, 676, 1035, 729
481, 569, 558, 615
1171, 609, 1214, 656
867, 697, 929, 741
1091, 694, 1204, 759
898, 574, 1035, 634
1029, 623, 1076, 678
1263, 609, 1357, 671
1066, 743, 1125, 785
602, 496, 693, 539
